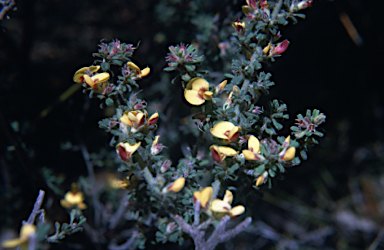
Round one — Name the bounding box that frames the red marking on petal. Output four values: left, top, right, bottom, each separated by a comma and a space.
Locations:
118, 146, 129, 161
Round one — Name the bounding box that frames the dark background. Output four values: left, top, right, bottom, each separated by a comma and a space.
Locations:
1, 0, 384, 249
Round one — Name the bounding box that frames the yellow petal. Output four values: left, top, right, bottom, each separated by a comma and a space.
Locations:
127, 111, 140, 122
186, 77, 209, 91
83, 74, 96, 88
229, 205, 245, 217
2, 238, 24, 248
73, 72, 85, 83
139, 67, 150, 78
216, 80, 227, 92
89, 65, 100, 73
255, 175, 265, 186
91, 72, 110, 84
210, 199, 231, 213
184, 89, 205, 105
194, 187, 213, 208
210, 121, 235, 139
152, 135, 160, 147
203, 91, 213, 100
60, 199, 72, 208
119, 112, 133, 127
242, 5, 251, 15
284, 135, 290, 145
167, 177, 185, 193
74, 67, 89, 75
64, 192, 84, 205
20, 224, 36, 241
242, 149, 262, 161
121, 141, 141, 153
78, 202, 87, 210
218, 146, 238, 156
127, 62, 141, 73
228, 126, 241, 141
248, 135, 260, 153
263, 43, 271, 55
223, 190, 233, 205
282, 147, 296, 161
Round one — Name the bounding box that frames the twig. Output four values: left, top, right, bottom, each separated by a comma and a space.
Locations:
26, 190, 45, 224
0, 0, 16, 20
204, 216, 252, 250
80, 143, 103, 227
109, 194, 128, 230
108, 232, 138, 250
367, 228, 384, 250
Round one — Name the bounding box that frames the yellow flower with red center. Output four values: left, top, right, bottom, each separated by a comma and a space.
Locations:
194, 186, 213, 209
60, 183, 87, 210
210, 121, 241, 142
1, 224, 36, 250
73, 66, 100, 83
210, 145, 238, 164
127, 62, 150, 79
83, 72, 110, 90
119, 110, 159, 133
163, 177, 185, 193
242, 135, 265, 161
232, 20, 245, 35
116, 141, 141, 161
184, 77, 213, 105
210, 190, 245, 219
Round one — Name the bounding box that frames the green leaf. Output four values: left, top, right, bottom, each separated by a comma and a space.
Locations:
229, 163, 239, 172
268, 169, 276, 178
265, 127, 275, 135
164, 66, 176, 72
105, 98, 114, 106
101, 62, 110, 71
300, 150, 308, 160
181, 74, 191, 82
112, 59, 123, 66
254, 164, 265, 176
272, 119, 283, 130
231, 75, 244, 85
185, 64, 195, 72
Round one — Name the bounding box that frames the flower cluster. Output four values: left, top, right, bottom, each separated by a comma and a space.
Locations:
119, 109, 159, 133
194, 187, 245, 219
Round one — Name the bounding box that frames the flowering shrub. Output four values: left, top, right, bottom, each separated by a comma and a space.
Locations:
2, 1, 325, 249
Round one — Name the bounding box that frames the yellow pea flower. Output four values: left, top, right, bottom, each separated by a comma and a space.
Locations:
164, 177, 185, 193
1, 224, 36, 250
210, 121, 241, 142
116, 141, 141, 161
209, 145, 238, 164
127, 62, 150, 79
60, 183, 87, 210
83, 72, 110, 90
210, 190, 245, 219
242, 135, 265, 161
73, 65, 100, 83
184, 77, 213, 105
194, 186, 213, 209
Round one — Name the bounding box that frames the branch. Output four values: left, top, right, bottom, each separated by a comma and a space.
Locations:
26, 190, 45, 224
